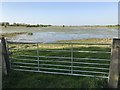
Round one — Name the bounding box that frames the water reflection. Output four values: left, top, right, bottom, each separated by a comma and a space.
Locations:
9, 29, 118, 43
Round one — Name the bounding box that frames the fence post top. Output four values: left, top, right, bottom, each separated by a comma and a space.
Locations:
1, 36, 4, 39
113, 38, 120, 40
1, 36, 7, 40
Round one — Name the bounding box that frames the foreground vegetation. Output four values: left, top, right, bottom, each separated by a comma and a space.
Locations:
2, 38, 112, 89
3, 71, 108, 88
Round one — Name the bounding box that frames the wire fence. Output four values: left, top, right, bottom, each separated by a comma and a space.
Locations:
7, 41, 112, 78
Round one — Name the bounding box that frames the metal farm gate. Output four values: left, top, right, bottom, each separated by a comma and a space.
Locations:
6, 41, 112, 79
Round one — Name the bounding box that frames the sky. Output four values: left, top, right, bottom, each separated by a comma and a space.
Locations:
1, 2, 118, 26
1, 0, 119, 2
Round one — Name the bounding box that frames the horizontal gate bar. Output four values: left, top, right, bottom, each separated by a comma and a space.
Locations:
7, 41, 111, 45
12, 65, 38, 69
11, 60, 109, 67
11, 62, 37, 65
11, 68, 108, 78
10, 49, 111, 54
10, 58, 38, 61
12, 65, 108, 73
38, 60, 109, 66
38, 59, 110, 64
40, 50, 111, 54
44, 43, 111, 45
10, 57, 110, 63
40, 63, 109, 68
13, 55, 110, 61
39, 67, 108, 74
73, 70, 108, 74
72, 62, 109, 65
39, 67, 70, 71
74, 57, 110, 61
7, 41, 39, 44
40, 56, 110, 61
11, 58, 109, 70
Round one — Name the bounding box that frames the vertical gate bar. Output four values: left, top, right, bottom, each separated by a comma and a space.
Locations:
37, 43, 39, 71
71, 43, 73, 74
15, 43, 20, 69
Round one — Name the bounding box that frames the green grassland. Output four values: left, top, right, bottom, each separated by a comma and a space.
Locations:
2, 38, 112, 89
3, 71, 108, 88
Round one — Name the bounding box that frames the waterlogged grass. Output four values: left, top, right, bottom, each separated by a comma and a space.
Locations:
3, 38, 112, 88
0, 32, 27, 38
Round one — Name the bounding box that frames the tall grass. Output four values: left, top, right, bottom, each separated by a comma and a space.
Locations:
3, 70, 108, 88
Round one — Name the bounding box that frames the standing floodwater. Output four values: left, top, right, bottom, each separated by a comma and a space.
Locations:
1, 27, 118, 42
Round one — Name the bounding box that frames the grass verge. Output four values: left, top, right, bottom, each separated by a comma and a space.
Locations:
3, 70, 108, 88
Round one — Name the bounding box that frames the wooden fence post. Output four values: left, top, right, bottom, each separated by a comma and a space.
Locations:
1, 37, 10, 76
0, 40, 2, 90
108, 38, 120, 88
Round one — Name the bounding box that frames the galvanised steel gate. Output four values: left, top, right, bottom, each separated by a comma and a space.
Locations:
7, 41, 112, 78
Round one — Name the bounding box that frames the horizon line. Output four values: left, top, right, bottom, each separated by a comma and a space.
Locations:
0, 22, 118, 26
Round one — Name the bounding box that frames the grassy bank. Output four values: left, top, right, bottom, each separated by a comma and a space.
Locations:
57, 38, 112, 43
2, 38, 112, 89
0, 32, 27, 38
9, 38, 112, 49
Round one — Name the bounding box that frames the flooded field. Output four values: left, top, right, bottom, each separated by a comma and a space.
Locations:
1, 26, 118, 42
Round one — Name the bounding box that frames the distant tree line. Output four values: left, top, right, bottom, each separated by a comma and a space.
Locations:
81, 24, 120, 27
0, 22, 10, 28
0, 22, 120, 28
0, 22, 52, 27
106, 24, 120, 27
26, 24, 52, 27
